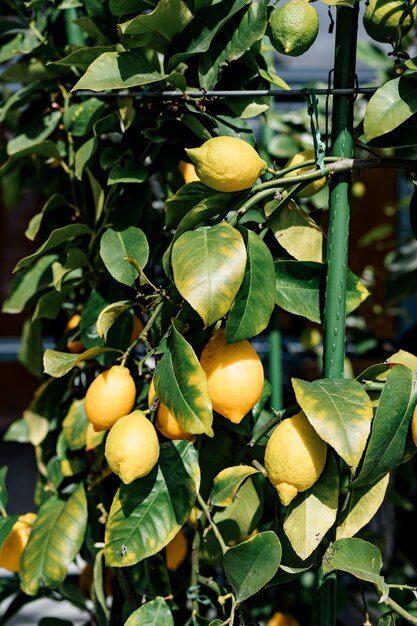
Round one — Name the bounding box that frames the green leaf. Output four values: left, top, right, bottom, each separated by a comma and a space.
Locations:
51, 46, 117, 71
108, 158, 148, 185
171, 223, 246, 327
2, 255, 56, 314
63, 98, 106, 136
23, 410, 49, 446
223, 531, 281, 602
72, 49, 167, 92
0, 467, 9, 511
275, 261, 369, 324
292, 378, 373, 472
166, 0, 250, 72
62, 399, 89, 450
226, 228, 275, 342
353, 366, 417, 487
118, 0, 192, 53
25, 194, 69, 242
124, 597, 174, 625
0, 516, 18, 552
283, 453, 339, 560
43, 347, 121, 378
364, 76, 417, 141
386, 349, 417, 369
3, 419, 30, 443
154, 322, 213, 436
13, 224, 91, 272
198, 0, 268, 90
20, 484, 88, 596
19, 317, 43, 378
96, 301, 135, 340
105, 441, 200, 567
33, 290, 64, 321
100, 227, 149, 286
110, 0, 158, 17
270, 203, 324, 262
258, 67, 289, 90
75, 137, 98, 180
322, 538, 389, 600
167, 184, 232, 234
0, 141, 62, 177
93, 549, 110, 622
7, 111, 62, 156
37, 619, 74, 626
210, 466, 259, 507
336, 474, 390, 540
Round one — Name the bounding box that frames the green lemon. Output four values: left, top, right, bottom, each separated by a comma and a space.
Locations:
269, 0, 319, 57
363, 0, 416, 43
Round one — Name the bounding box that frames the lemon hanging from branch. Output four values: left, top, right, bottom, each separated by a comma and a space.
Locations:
85, 365, 136, 431
269, 0, 319, 57
185, 136, 267, 192
284, 149, 328, 197
363, 0, 416, 43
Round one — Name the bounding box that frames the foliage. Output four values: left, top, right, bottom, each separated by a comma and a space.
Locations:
1, 1, 417, 625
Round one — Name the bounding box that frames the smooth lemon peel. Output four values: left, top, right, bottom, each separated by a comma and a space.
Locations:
185, 137, 267, 192
0, 513, 37, 572
199, 328, 264, 424
363, 0, 416, 43
85, 365, 136, 432
269, 0, 319, 57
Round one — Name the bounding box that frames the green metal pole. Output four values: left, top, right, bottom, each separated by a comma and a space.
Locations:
64, 8, 84, 46
320, 5, 359, 626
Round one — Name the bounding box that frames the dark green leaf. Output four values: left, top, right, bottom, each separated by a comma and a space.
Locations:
19, 317, 43, 378
75, 137, 98, 180
0, 516, 18, 552
109, 0, 158, 17
198, 0, 267, 90
2, 255, 56, 314
353, 365, 417, 487
226, 228, 275, 342
72, 50, 168, 92
0, 467, 9, 511
33, 290, 64, 321
0, 31, 40, 63
7, 112, 62, 156
172, 223, 246, 326
275, 261, 369, 324
13, 225, 91, 272
165, 183, 232, 232
322, 538, 389, 600
124, 597, 174, 625
51, 46, 117, 71
105, 441, 200, 567
96, 300, 136, 340
292, 378, 373, 472
210, 466, 259, 507
108, 157, 148, 185
118, 0, 192, 53
223, 531, 281, 602
100, 227, 149, 286
63, 98, 106, 136
21, 485, 88, 596
154, 322, 213, 436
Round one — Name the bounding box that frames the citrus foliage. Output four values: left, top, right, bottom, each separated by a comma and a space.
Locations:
1, 0, 417, 625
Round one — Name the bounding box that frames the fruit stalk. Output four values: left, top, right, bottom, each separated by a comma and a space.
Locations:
320, 4, 359, 626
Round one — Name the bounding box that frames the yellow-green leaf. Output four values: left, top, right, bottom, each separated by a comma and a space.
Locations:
124, 596, 174, 625
270, 202, 324, 263
336, 474, 390, 539
62, 399, 89, 450
20, 484, 88, 596
292, 378, 373, 472
210, 466, 259, 507
171, 223, 246, 326
283, 453, 339, 560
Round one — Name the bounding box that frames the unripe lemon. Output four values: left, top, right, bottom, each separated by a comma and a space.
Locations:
85, 365, 136, 432
185, 137, 267, 192
269, 0, 319, 57
284, 150, 327, 197
0, 513, 36, 572
267, 612, 300, 626
363, 0, 416, 43
148, 380, 195, 441
166, 529, 188, 571
411, 404, 417, 446
179, 160, 200, 184
105, 410, 160, 484
199, 328, 264, 424
264, 411, 327, 505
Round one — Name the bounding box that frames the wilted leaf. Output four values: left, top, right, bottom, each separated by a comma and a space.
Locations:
292, 378, 373, 472
223, 531, 281, 602
172, 223, 246, 326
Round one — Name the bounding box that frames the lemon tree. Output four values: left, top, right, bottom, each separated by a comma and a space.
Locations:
1, 1, 417, 625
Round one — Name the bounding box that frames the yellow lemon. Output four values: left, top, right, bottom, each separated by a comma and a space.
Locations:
166, 529, 188, 571
148, 380, 195, 441
130, 313, 144, 344
105, 410, 160, 484
185, 136, 267, 192
199, 328, 264, 424
267, 612, 300, 626
264, 411, 327, 505
85, 365, 136, 432
269, 0, 319, 57
411, 404, 417, 446
179, 160, 200, 184
0, 513, 36, 572
65, 313, 85, 354
284, 149, 327, 197
363, 0, 416, 43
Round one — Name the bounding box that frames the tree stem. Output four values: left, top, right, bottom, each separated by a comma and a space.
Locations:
196, 492, 228, 555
